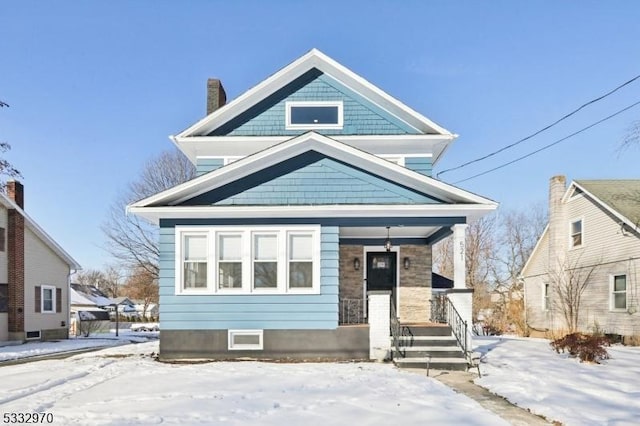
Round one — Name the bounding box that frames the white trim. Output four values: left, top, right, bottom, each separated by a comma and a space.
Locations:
569, 181, 640, 233
363, 246, 400, 319
569, 217, 584, 249
520, 225, 548, 277
174, 225, 321, 296
285, 101, 343, 130
130, 132, 497, 210
41, 285, 56, 314
609, 273, 628, 312
131, 204, 497, 226
228, 329, 263, 350
0, 193, 81, 270
176, 48, 453, 138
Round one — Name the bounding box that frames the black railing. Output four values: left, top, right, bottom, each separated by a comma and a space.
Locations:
339, 298, 365, 325
431, 293, 469, 357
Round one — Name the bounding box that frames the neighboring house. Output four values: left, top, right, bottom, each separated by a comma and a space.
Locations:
0, 181, 81, 342
132, 300, 158, 319
522, 176, 640, 339
70, 283, 113, 307
128, 49, 497, 362
69, 288, 109, 336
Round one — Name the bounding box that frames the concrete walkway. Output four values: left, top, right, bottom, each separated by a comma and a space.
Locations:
411, 369, 554, 425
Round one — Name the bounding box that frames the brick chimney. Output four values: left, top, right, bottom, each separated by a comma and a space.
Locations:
206, 78, 226, 115
6, 180, 24, 209
6, 180, 25, 339
548, 175, 567, 273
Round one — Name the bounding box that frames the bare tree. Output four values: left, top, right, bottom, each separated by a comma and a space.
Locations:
75, 266, 123, 298
432, 214, 497, 321
549, 255, 598, 333
620, 120, 640, 153
102, 149, 195, 279
121, 267, 158, 319
0, 101, 23, 187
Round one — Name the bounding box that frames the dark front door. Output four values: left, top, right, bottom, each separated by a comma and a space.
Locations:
366, 252, 397, 306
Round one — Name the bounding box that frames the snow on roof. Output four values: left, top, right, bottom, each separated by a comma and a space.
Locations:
70, 288, 97, 306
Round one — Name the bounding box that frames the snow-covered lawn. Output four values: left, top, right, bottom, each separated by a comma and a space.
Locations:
475, 336, 640, 425
0, 341, 507, 425
0, 331, 158, 362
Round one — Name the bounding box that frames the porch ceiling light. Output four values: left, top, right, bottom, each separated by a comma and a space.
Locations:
384, 226, 392, 252
353, 257, 360, 270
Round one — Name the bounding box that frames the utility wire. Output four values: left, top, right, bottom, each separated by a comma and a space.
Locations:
452, 99, 640, 184
437, 73, 640, 178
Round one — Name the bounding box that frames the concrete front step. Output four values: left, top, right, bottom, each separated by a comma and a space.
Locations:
393, 346, 466, 359
396, 336, 459, 347
394, 357, 469, 371
400, 325, 452, 336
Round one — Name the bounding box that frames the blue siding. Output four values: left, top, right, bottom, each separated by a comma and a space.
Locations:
158, 225, 340, 330
209, 70, 418, 136
196, 158, 224, 176
213, 157, 438, 206
405, 157, 433, 177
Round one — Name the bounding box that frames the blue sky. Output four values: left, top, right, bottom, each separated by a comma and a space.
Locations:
1, 1, 639, 271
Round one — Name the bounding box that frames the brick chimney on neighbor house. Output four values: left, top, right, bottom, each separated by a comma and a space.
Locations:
6, 180, 25, 339
548, 175, 567, 274
207, 78, 226, 115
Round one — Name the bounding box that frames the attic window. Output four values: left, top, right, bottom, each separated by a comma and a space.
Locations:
286, 101, 343, 130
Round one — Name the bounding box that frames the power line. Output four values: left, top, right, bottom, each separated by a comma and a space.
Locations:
437, 73, 640, 178
452, 99, 640, 184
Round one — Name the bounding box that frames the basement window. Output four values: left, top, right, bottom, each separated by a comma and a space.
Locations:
228, 330, 263, 350
26, 331, 41, 340
286, 101, 343, 130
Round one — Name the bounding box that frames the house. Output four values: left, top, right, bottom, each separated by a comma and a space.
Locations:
70, 283, 113, 308
128, 49, 497, 363
0, 181, 81, 342
522, 176, 640, 340
131, 300, 158, 319
69, 288, 110, 336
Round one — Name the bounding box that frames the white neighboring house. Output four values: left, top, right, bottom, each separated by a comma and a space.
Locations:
69, 288, 110, 336
0, 181, 81, 342
132, 300, 158, 319
522, 176, 640, 339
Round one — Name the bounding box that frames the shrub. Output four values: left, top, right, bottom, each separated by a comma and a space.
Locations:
550, 332, 611, 363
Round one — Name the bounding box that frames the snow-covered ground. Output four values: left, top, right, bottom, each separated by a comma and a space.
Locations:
475, 336, 640, 425
0, 341, 506, 425
0, 331, 158, 362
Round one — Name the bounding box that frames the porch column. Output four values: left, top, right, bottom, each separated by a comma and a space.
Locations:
452, 224, 468, 289
368, 291, 391, 361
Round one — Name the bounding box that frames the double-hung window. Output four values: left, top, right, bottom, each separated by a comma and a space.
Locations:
183, 234, 208, 290
253, 234, 278, 290
218, 234, 243, 289
41, 285, 55, 313
570, 219, 583, 248
611, 274, 627, 311
288, 234, 313, 289
542, 283, 550, 311
176, 226, 320, 295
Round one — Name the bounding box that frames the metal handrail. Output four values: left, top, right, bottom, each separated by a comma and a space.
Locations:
444, 297, 468, 356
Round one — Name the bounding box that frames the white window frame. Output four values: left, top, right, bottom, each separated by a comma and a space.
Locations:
175, 226, 321, 295
176, 232, 211, 295
542, 282, 550, 311
569, 218, 584, 249
41, 285, 56, 314
228, 329, 263, 350
610, 274, 627, 311
217, 232, 245, 293
285, 101, 344, 130
251, 232, 280, 293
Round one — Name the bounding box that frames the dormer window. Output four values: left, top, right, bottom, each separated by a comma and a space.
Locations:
285, 101, 343, 130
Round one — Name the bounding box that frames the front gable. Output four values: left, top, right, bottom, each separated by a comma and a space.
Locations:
181, 151, 441, 206
209, 69, 417, 137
